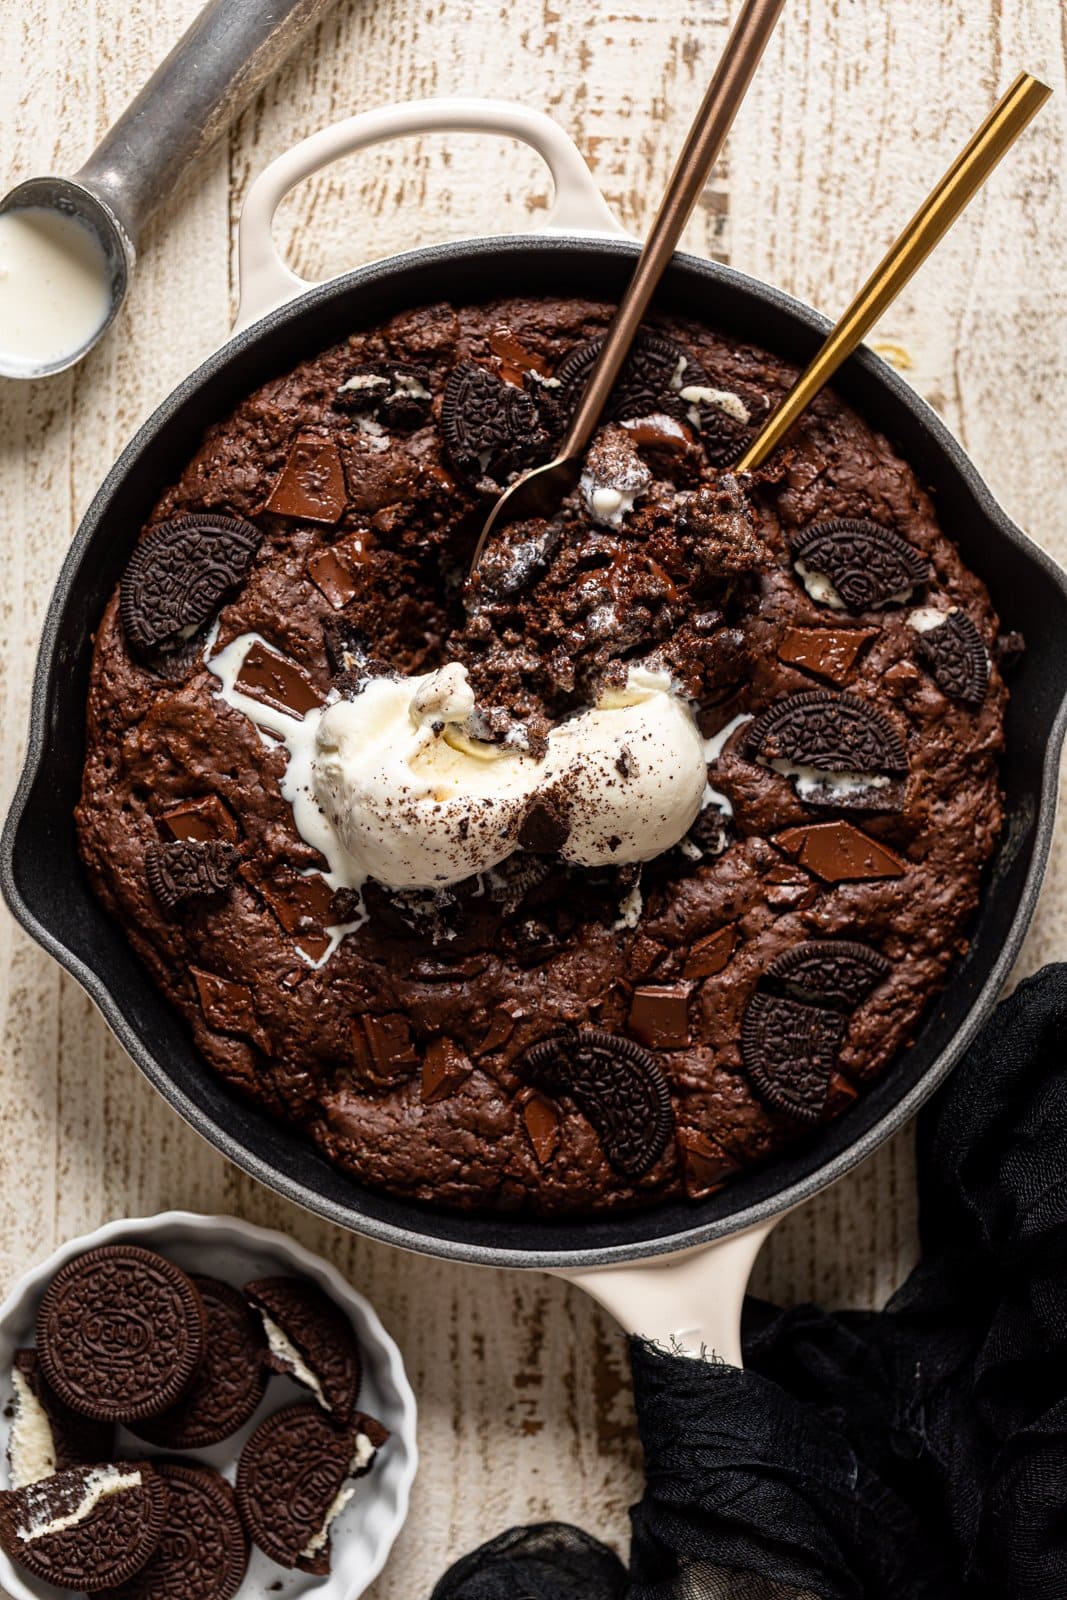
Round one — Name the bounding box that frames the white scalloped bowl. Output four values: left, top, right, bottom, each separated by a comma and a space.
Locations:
0, 1211, 417, 1600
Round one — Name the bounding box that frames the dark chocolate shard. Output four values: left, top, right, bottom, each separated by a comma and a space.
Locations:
913, 609, 990, 705
421, 1037, 474, 1104
682, 924, 738, 980
145, 839, 235, 912
628, 984, 691, 1049
351, 1012, 419, 1086
766, 939, 890, 1009
522, 1093, 561, 1166
159, 793, 238, 843
790, 518, 930, 612
234, 640, 323, 716
774, 820, 907, 883
333, 360, 433, 430
441, 360, 547, 487
741, 991, 846, 1122
120, 513, 262, 655
517, 1027, 673, 1178
776, 625, 878, 686
192, 968, 272, 1053
264, 435, 347, 523
676, 1128, 741, 1199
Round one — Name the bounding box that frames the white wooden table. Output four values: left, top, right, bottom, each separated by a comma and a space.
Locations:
1, 2, 1064, 1593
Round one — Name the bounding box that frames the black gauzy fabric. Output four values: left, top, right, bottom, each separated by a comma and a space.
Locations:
430, 966, 1067, 1600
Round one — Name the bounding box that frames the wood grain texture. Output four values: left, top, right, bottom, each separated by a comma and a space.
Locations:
0, 1, 1064, 1593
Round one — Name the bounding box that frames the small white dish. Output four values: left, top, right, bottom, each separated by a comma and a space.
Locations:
0, 1211, 417, 1600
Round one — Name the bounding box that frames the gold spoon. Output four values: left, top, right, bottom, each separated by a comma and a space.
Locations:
735, 71, 1051, 474
468, 0, 788, 577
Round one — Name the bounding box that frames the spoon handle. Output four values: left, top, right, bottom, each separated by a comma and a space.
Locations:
561, 0, 787, 461
735, 71, 1051, 474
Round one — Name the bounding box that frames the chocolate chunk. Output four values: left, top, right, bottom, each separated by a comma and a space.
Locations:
236, 1404, 388, 1574
766, 939, 890, 1009
913, 609, 990, 704
159, 793, 238, 843
8, 1350, 113, 1487
145, 839, 235, 912
36, 1245, 206, 1423
120, 513, 262, 655
244, 1278, 361, 1422
517, 795, 570, 854
522, 1093, 560, 1166
743, 690, 907, 809
307, 539, 370, 608
628, 984, 691, 1048
790, 519, 930, 612
234, 639, 323, 717
421, 1036, 474, 1103
334, 360, 432, 430
0, 1461, 168, 1593
351, 1012, 419, 1085
682, 925, 738, 980
254, 867, 335, 961
763, 859, 819, 912
192, 968, 271, 1053
776, 625, 878, 686
264, 435, 347, 523
441, 360, 547, 487
475, 1008, 519, 1056
774, 820, 906, 882
995, 629, 1026, 671
741, 992, 846, 1122
97, 1464, 248, 1600
517, 1028, 673, 1178
676, 1128, 741, 1199
489, 325, 553, 382
130, 1276, 267, 1449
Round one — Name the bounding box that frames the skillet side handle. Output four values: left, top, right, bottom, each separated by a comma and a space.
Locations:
554, 1219, 776, 1366
235, 97, 629, 332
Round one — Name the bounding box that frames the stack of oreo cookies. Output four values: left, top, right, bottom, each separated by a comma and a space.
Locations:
0, 1243, 389, 1594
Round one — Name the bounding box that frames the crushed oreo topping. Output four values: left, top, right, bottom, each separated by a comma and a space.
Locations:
790, 519, 930, 612
441, 361, 547, 488
146, 840, 236, 912
766, 939, 890, 1009
913, 609, 990, 705
518, 1027, 673, 1178
120, 514, 262, 655
741, 991, 846, 1122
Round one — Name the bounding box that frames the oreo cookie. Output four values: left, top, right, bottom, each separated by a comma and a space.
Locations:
334, 360, 433, 431
743, 689, 907, 810
244, 1277, 362, 1422
145, 840, 236, 913
789, 519, 930, 612
741, 992, 846, 1122
517, 1027, 674, 1178
0, 1461, 168, 1593
98, 1464, 248, 1600
440, 361, 547, 488
36, 1245, 207, 1423
7, 1350, 113, 1488
236, 1403, 389, 1574
912, 609, 990, 704
766, 939, 890, 1009
131, 1276, 267, 1450
120, 514, 262, 655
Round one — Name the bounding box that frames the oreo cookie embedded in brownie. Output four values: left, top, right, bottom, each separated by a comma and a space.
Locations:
75, 296, 1009, 1215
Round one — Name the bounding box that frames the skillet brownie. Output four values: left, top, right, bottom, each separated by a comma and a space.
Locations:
76, 297, 1009, 1215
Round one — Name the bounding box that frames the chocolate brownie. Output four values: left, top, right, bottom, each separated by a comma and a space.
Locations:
75, 297, 1008, 1215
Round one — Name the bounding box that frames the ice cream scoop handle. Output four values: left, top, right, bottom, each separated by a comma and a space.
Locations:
74, 0, 337, 249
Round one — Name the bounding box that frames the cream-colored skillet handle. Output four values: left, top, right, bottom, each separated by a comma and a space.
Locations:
235, 97, 630, 331
554, 1218, 777, 1365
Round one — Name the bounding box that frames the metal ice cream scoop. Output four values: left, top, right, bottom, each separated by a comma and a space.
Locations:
0, 0, 336, 380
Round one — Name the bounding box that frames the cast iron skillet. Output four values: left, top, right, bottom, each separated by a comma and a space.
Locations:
3, 102, 1066, 1278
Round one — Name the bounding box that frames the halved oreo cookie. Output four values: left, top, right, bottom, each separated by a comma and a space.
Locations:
120, 514, 262, 655
441, 361, 547, 487
765, 940, 890, 1010
912, 609, 990, 705
98, 1464, 248, 1600
789, 519, 930, 612
0, 1461, 168, 1593
516, 1027, 673, 1178
145, 840, 236, 913
741, 992, 845, 1123
743, 689, 907, 809
36, 1245, 206, 1423
244, 1277, 362, 1422
7, 1350, 113, 1488
235, 1403, 389, 1574
334, 360, 433, 431
130, 1276, 267, 1450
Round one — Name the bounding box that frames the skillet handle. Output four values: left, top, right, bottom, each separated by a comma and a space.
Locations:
235, 97, 629, 331
553, 1218, 776, 1366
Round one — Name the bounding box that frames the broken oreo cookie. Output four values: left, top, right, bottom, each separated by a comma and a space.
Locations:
120, 514, 262, 656
244, 1277, 362, 1422
0, 1461, 168, 1593
743, 689, 907, 809
7, 1350, 113, 1489
36, 1245, 206, 1423
99, 1464, 247, 1600
790, 518, 930, 612
912, 608, 990, 705
441, 360, 547, 487
235, 1403, 389, 1574
741, 992, 846, 1123
766, 939, 890, 1009
145, 839, 236, 913
517, 1027, 673, 1178
334, 360, 433, 431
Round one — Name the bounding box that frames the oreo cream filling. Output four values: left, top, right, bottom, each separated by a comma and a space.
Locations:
17, 1467, 141, 1542
7, 1369, 55, 1489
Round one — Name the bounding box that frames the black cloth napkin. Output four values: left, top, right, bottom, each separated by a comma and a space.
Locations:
430, 965, 1067, 1600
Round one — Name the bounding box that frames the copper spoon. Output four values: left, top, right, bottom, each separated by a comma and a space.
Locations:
468, 0, 787, 577
735, 71, 1050, 473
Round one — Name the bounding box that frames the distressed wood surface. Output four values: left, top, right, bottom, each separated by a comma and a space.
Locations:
1, 1, 1064, 1593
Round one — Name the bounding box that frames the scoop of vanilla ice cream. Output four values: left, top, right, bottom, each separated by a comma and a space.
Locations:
312, 664, 541, 889
545, 668, 708, 867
